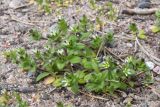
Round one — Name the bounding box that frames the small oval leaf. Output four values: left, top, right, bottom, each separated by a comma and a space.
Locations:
150, 25, 160, 33
36, 72, 50, 82
70, 56, 81, 64
43, 76, 55, 85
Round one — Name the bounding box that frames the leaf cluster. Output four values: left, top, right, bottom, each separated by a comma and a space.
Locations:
36, 0, 52, 13
129, 23, 147, 39
0, 92, 28, 107
150, 10, 160, 33
4, 16, 153, 94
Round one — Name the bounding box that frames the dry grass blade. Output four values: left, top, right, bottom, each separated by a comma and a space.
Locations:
146, 85, 160, 98
14, 4, 32, 10
105, 47, 124, 62
136, 37, 160, 66
122, 8, 158, 15
10, 16, 35, 26
79, 90, 109, 101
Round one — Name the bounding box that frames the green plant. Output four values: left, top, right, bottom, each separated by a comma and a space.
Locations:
56, 101, 72, 107
98, 2, 117, 21
106, 2, 117, 21
14, 93, 29, 107
29, 29, 42, 41
129, 23, 147, 39
56, 102, 64, 107
0, 91, 10, 107
155, 10, 160, 26
129, 23, 138, 34
36, 0, 52, 13
105, 31, 114, 47
35, 0, 75, 13
0, 91, 28, 107
4, 48, 37, 72
4, 16, 152, 94
89, 0, 97, 9
150, 10, 160, 33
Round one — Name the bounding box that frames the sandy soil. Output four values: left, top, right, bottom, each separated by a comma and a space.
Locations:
0, 0, 160, 107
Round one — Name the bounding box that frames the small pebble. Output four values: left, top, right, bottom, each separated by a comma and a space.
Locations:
121, 92, 127, 98
27, 72, 36, 78
123, 97, 133, 104
6, 75, 16, 84
153, 66, 160, 74
145, 61, 155, 70
138, 2, 151, 9
137, 0, 151, 9
9, 0, 23, 9
139, 0, 151, 3
126, 43, 133, 48
41, 93, 50, 100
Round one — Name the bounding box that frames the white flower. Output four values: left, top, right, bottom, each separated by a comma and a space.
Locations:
63, 40, 69, 46
57, 49, 64, 54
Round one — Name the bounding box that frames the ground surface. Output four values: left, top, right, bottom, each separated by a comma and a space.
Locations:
0, 0, 160, 107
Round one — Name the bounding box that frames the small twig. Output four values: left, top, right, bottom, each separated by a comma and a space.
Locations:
136, 71, 145, 76
14, 4, 32, 10
29, 20, 50, 23
136, 37, 160, 66
134, 40, 138, 53
122, 8, 158, 15
96, 42, 104, 58
118, 53, 129, 59
79, 90, 109, 101
146, 85, 160, 98
0, 84, 38, 93
95, 31, 135, 41
114, 35, 135, 41
10, 16, 35, 26
105, 47, 124, 62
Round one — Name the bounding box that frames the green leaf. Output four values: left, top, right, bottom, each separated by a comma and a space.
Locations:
84, 73, 92, 82
106, 82, 127, 93
105, 31, 114, 47
150, 25, 160, 33
36, 0, 43, 4
58, 19, 68, 33
56, 102, 64, 107
76, 43, 86, 49
3, 50, 17, 63
80, 15, 88, 26
138, 30, 147, 39
128, 81, 135, 87
91, 36, 102, 49
29, 29, 42, 41
91, 59, 99, 72
69, 56, 81, 64
82, 58, 93, 69
74, 71, 86, 84
70, 82, 79, 93
56, 60, 66, 70
80, 32, 90, 40
129, 23, 138, 33
85, 72, 107, 92
155, 10, 160, 18
14, 92, 29, 107
53, 77, 63, 87
36, 72, 50, 82
43, 5, 51, 13
89, 0, 96, 9
64, 73, 79, 93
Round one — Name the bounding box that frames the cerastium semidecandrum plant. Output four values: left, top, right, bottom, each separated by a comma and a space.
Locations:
4, 15, 153, 94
